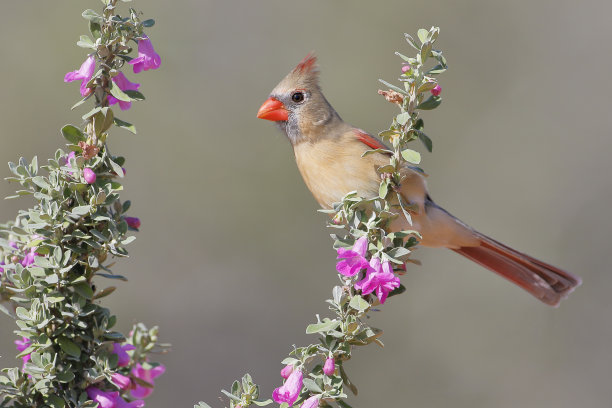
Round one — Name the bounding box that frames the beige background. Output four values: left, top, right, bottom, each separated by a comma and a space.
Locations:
1, 1, 611, 407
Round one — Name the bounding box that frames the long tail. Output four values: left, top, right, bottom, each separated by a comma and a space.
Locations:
451, 232, 582, 307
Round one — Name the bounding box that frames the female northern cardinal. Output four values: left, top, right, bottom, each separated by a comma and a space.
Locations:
257, 55, 581, 306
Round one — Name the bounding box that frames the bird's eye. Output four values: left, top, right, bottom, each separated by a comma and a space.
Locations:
291, 91, 305, 103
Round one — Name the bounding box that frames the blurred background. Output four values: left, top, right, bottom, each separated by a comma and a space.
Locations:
1, 1, 611, 407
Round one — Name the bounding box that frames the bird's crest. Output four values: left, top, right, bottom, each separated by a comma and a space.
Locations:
293, 53, 319, 76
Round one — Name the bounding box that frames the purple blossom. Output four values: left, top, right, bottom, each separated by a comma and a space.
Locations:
336, 236, 370, 277
354, 257, 401, 304
300, 395, 321, 408
125, 217, 141, 230
86, 387, 145, 408
20, 247, 38, 267
108, 72, 140, 111
431, 84, 442, 96
15, 337, 31, 370
322, 357, 335, 376
131, 363, 165, 399
272, 368, 303, 406
111, 372, 132, 390
113, 343, 136, 367
280, 364, 294, 379
83, 168, 97, 184
129, 35, 161, 73
64, 55, 96, 97
401, 64, 411, 73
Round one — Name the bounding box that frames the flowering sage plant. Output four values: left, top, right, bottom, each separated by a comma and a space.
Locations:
196, 27, 446, 408
0, 1, 165, 407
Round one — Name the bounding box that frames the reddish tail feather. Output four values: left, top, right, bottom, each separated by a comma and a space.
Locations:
452, 233, 582, 306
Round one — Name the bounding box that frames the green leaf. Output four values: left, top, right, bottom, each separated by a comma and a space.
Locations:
124, 90, 145, 101
77, 35, 95, 49
114, 118, 137, 134
404, 33, 419, 50
82, 9, 102, 23
417, 28, 429, 44
416, 95, 441, 110
220, 390, 241, 402
396, 112, 410, 126
252, 399, 273, 406
417, 81, 437, 94
74, 282, 94, 299
427, 64, 447, 75
417, 131, 433, 152
378, 180, 388, 199
109, 82, 131, 102
421, 41, 432, 63
72, 205, 92, 215
401, 149, 421, 164
306, 319, 340, 334
141, 19, 155, 27
378, 79, 408, 96
195, 403, 213, 408
47, 394, 66, 408
57, 337, 81, 358
348, 295, 370, 312
303, 378, 323, 393
107, 157, 124, 178
89, 21, 101, 38
61, 125, 86, 144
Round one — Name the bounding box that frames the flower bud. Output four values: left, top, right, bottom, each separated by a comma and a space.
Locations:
323, 357, 335, 376
125, 216, 141, 229
280, 364, 294, 379
401, 64, 411, 73
83, 168, 96, 184
431, 84, 442, 96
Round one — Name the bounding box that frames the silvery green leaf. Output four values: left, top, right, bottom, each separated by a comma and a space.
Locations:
417, 28, 429, 44
404, 33, 419, 50
420, 41, 432, 63
73, 282, 94, 299
396, 112, 410, 125
124, 90, 145, 101
57, 337, 81, 358
378, 181, 388, 199
77, 35, 95, 49
378, 79, 408, 96
252, 399, 273, 406
109, 82, 131, 102
303, 378, 323, 393
220, 390, 241, 402
306, 319, 340, 334
72, 205, 91, 215
114, 117, 137, 134
348, 295, 370, 312
427, 64, 447, 75
417, 81, 437, 94
142, 19, 155, 27
82, 9, 103, 23
416, 95, 441, 110
401, 149, 421, 164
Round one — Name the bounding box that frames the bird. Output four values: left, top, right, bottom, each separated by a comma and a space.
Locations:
256, 54, 581, 307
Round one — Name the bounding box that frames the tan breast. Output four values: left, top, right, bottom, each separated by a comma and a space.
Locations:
293, 138, 385, 208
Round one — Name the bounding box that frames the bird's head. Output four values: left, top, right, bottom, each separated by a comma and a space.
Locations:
257, 54, 340, 145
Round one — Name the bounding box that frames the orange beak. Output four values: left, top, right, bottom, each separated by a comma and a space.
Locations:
257, 97, 289, 121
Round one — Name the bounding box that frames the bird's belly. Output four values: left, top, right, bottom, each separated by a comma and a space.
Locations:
304, 173, 379, 209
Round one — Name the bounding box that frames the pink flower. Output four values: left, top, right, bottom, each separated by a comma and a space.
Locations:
111, 373, 132, 390
87, 387, 145, 408
125, 217, 141, 230
336, 236, 370, 277
300, 395, 320, 408
322, 357, 335, 376
354, 257, 401, 304
113, 343, 136, 367
401, 64, 411, 73
15, 337, 31, 370
129, 35, 161, 73
272, 368, 303, 406
20, 247, 38, 267
108, 72, 140, 111
431, 84, 442, 96
131, 363, 165, 399
83, 168, 97, 184
280, 364, 294, 379
64, 55, 96, 97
